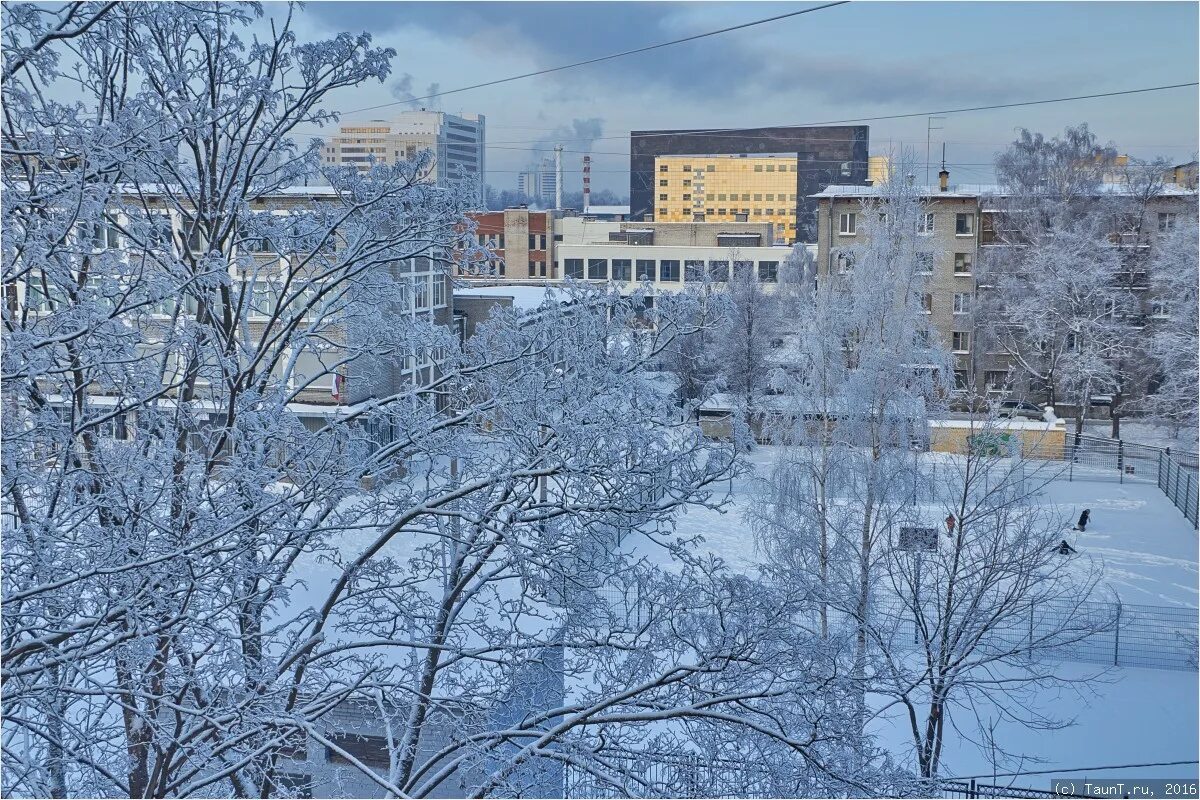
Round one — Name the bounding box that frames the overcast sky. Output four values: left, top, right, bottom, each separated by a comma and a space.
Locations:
290, 2, 1196, 195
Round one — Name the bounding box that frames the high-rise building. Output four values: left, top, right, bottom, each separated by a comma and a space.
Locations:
652, 154, 799, 243
515, 158, 557, 207
630, 125, 869, 241
322, 111, 485, 203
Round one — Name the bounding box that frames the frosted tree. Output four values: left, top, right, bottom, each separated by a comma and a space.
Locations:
870, 414, 1110, 780
2, 4, 879, 797
980, 125, 1140, 440
750, 161, 951, 742
1140, 219, 1200, 434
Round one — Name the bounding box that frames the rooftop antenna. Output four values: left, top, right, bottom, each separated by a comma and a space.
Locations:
926, 116, 945, 185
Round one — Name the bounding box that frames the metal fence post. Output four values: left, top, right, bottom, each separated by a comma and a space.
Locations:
1114, 601, 1122, 666
1118, 439, 1124, 484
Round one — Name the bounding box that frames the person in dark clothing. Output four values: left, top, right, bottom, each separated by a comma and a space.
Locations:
1056, 540, 1077, 556
1076, 508, 1091, 532
945, 513, 957, 534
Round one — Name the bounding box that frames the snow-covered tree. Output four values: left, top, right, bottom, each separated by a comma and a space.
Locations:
1140, 219, 1200, 433
750, 162, 951, 743
980, 125, 1142, 440
871, 415, 1109, 780
1, 4, 875, 797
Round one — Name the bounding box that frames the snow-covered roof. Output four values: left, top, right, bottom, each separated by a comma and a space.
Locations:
454, 284, 565, 311
584, 205, 631, 216
811, 183, 1199, 199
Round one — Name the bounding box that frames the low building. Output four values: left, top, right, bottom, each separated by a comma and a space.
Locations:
553, 219, 798, 291
461, 207, 554, 279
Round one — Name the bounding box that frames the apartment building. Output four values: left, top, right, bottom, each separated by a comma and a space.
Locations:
322, 111, 486, 202
461, 207, 554, 279
651, 154, 799, 243
811, 177, 1199, 400
11, 187, 455, 432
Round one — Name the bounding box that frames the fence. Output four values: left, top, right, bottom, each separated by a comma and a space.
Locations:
936, 779, 1091, 798
560, 747, 1089, 798
1159, 452, 1200, 527
871, 595, 1197, 671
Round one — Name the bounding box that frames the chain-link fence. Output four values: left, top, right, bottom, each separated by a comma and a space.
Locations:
562, 748, 775, 799
1158, 452, 1199, 527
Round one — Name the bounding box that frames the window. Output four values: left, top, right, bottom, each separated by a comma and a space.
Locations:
433, 274, 447, 307
564, 258, 583, 279
682, 164, 691, 171
753, 194, 762, 201
683, 179, 691, 187
717, 208, 726, 215
839, 212, 856, 235
1151, 300, 1171, 318
659, 179, 668, 187
765, 194, 775, 201
754, 165, 764, 172
1159, 212, 1177, 232
705, 164, 715, 172
659, 259, 680, 282
915, 253, 934, 274
659, 164, 669, 172
984, 370, 1010, 392
742, 194, 750, 201
758, 261, 778, 282
765, 164, 775, 172
636, 259, 656, 281
657, 208, 667, 217
708, 261, 729, 282
733, 260, 754, 280
918, 213, 935, 235
587, 258, 608, 280
835, 251, 854, 274
86, 220, 121, 250
953, 370, 970, 391
684, 260, 706, 281
611, 259, 632, 282
921, 293, 933, 314
954, 252, 973, 274
766, 208, 775, 216
682, 194, 691, 201
717, 194, 727, 201
953, 292, 973, 315
952, 331, 971, 353
955, 213, 975, 236
659, 193, 668, 201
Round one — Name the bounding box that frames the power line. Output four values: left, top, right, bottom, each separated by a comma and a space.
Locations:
473, 82, 1200, 148
952, 760, 1199, 781
342, 2, 849, 115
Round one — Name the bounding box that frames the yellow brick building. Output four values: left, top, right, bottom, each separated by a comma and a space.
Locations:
652, 154, 799, 243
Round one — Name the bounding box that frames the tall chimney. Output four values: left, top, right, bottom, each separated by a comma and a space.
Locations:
939, 169, 950, 192
582, 154, 591, 214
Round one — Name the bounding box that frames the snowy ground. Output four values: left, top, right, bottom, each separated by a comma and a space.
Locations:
871, 664, 1200, 782
676, 445, 1199, 608
671, 444, 1199, 785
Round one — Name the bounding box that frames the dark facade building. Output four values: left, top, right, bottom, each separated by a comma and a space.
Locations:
629, 125, 870, 241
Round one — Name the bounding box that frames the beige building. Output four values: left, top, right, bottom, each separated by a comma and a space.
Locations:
322, 110, 485, 202
812, 178, 1198, 402
651, 154, 799, 243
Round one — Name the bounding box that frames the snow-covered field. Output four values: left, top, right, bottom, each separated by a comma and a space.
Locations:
671, 444, 1199, 784
871, 664, 1199, 782
676, 445, 1199, 608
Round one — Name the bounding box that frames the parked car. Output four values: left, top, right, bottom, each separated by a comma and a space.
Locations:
998, 399, 1045, 420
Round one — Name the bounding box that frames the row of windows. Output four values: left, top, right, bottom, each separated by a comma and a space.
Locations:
21, 271, 448, 317
562, 258, 781, 283
659, 163, 799, 173
918, 292, 975, 315
837, 211, 976, 237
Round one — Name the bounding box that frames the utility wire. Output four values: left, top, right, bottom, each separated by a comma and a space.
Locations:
952, 760, 1199, 781
479, 82, 1200, 147
343, 2, 849, 114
